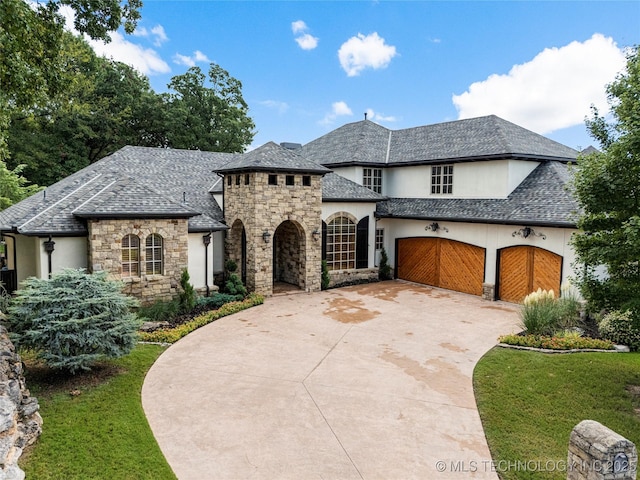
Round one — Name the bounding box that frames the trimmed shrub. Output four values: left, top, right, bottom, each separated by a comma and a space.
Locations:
378, 247, 392, 280
137, 299, 180, 322
498, 333, 614, 351
196, 293, 243, 309
7, 269, 140, 374
178, 269, 196, 313
140, 294, 264, 343
321, 260, 330, 290
599, 310, 640, 351
224, 273, 247, 297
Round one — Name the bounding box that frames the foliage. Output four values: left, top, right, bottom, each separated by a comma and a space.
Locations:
178, 269, 196, 313
163, 64, 255, 152
7, 269, 140, 373
22, 344, 176, 479
378, 247, 392, 280
321, 260, 330, 290
225, 259, 238, 273
0, 284, 10, 319
196, 293, 244, 309
224, 273, 247, 297
0, 0, 142, 162
474, 348, 640, 480
570, 46, 640, 316
599, 310, 640, 351
136, 299, 181, 323
519, 287, 582, 336
498, 333, 614, 351
140, 294, 264, 343
0, 161, 41, 210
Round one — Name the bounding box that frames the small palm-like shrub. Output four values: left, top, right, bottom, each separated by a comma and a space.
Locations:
598, 310, 640, 351
7, 269, 140, 374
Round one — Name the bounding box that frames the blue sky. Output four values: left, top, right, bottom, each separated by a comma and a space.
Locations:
77, 1, 640, 151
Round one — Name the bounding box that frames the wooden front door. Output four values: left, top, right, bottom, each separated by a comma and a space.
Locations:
498, 246, 562, 303
397, 238, 485, 296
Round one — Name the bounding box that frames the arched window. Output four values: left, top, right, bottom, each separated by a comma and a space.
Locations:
122, 234, 140, 277
326, 216, 356, 270
145, 234, 163, 275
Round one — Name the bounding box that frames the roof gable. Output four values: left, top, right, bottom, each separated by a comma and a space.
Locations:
216, 142, 330, 174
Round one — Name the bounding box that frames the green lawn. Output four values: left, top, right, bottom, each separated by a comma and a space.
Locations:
474, 348, 640, 480
21, 344, 176, 480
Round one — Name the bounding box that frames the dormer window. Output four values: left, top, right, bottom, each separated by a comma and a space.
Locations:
363, 168, 382, 194
431, 165, 453, 194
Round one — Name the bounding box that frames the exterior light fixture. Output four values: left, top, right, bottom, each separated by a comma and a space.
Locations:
262, 231, 271, 244
202, 233, 212, 296
426, 222, 448, 233
202, 233, 211, 247
312, 228, 320, 242
44, 236, 56, 278
512, 226, 546, 240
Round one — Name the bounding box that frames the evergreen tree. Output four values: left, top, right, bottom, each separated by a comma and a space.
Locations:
7, 269, 140, 374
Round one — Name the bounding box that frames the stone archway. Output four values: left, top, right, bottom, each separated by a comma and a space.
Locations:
273, 220, 306, 290
227, 219, 247, 283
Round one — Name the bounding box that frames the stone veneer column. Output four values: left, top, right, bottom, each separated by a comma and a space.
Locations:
87, 218, 189, 304
224, 172, 323, 295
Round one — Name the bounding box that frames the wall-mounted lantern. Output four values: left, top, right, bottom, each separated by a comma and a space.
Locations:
312, 228, 320, 242
44, 236, 56, 278
262, 231, 271, 244
426, 222, 448, 233
512, 226, 546, 240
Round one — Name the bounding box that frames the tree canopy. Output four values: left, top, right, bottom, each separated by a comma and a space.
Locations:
571, 46, 640, 315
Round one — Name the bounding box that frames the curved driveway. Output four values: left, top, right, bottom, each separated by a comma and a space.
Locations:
142, 281, 520, 479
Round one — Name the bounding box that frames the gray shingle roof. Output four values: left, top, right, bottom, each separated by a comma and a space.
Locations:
215, 142, 331, 174
376, 161, 580, 227
0, 146, 231, 235
302, 115, 578, 167
322, 172, 386, 202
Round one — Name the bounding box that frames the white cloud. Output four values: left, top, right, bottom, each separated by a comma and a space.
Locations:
296, 33, 319, 51
150, 25, 168, 46
291, 20, 318, 51
58, 5, 170, 76
259, 100, 290, 114
291, 20, 307, 34
452, 34, 626, 134
88, 31, 171, 75
338, 32, 397, 77
320, 101, 353, 125
365, 108, 397, 123
173, 51, 211, 67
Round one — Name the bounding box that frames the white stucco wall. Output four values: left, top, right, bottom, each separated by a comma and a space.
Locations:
328, 166, 360, 184
37, 237, 88, 279
12, 235, 38, 285
377, 218, 578, 287
382, 160, 540, 199
188, 231, 225, 290
322, 202, 378, 269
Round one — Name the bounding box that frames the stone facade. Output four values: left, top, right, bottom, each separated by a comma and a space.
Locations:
87, 218, 189, 305
567, 420, 637, 480
482, 283, 496, 301
328, 268, 379, 288
224, 172, 323, 295
0, 326, 42, 480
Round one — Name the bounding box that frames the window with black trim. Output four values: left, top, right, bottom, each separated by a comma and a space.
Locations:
286, 175, 295, 186
121, 234, 139, 276
326, 216, 356, 270
375, 228, 384, 250
268, 174, 278, 185
245, 174, 250, 185
145, 234, 163, 275
302, 175, 311, 186
236, 175, 241, 186
363, 168, 382, 194
431, 165, 453, 194
227, 175, 232, 186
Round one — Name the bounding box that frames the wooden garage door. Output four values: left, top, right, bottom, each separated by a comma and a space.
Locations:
498, 246, 562, 303
397, 238, 485, 296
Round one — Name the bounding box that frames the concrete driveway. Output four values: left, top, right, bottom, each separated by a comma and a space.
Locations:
142, 281, 520, 479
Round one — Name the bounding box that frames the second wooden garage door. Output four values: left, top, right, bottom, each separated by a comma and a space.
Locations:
498, 246, 562, 303
397, 238, 485, 296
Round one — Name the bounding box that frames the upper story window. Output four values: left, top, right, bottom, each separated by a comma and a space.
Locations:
121, 234, 140, 277
245, 174, 250, 185
286, 175, 295, 186
302, 175, 311, 186
431, 165, 453, 194
363, 168, 382, 194
145, 234, 163, 275
227, 175, 232, 186
268, 174, 278, 185
375, 228, 384, 251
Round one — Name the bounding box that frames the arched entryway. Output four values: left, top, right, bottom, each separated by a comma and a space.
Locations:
497, 245, 562, 303
227, 220, 247, 284
273, 220, 306, 291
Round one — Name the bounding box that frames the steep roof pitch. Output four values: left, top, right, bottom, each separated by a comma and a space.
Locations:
322, 172, 386, 202
376, 161, 580, 227
215, 142, 331, 174
301, 115, 578, 167
0, 146, 231, 235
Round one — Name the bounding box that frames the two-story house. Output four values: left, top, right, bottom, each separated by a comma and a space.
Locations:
0, 115, 579, 303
